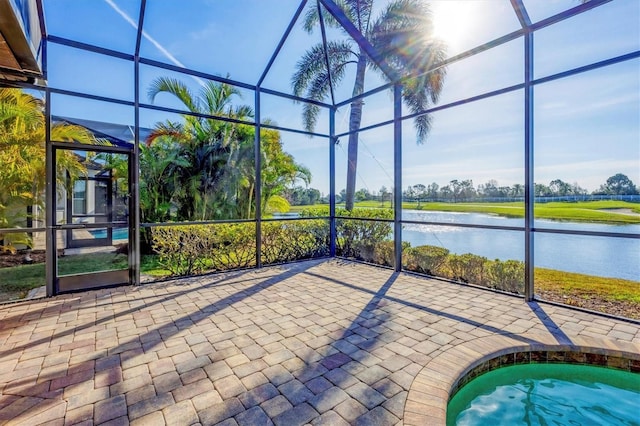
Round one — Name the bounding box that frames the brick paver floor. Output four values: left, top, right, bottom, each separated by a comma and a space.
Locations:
0, 259, 638, 425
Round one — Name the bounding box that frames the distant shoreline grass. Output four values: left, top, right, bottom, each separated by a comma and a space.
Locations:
290, 200, 640, 224
535, 268, 640, 304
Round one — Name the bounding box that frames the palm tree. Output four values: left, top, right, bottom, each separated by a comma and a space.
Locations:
146, 77, 255, 220
292, 0, 447, 210
0, 88, 95, 252
147, 78, 315, 221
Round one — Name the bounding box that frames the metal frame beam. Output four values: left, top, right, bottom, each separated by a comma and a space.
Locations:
318, 0, 400, 82
255, 88, 263, 268
329, 107, 336, 256
523, 20, 535, 301
44, 88, 55, 296
130, 0, 146, 287
393, 84, 402, 272
317, 0, 337, 106
258, 0, 308, 87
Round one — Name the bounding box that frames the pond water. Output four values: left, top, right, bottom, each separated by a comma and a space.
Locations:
402, 210, 639, 281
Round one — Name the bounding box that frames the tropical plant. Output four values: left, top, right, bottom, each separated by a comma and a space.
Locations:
147, 77, 256, 221
146, 78, 311, 221
292, 0, 447, 210
260, 124, 312, 214
139, 140, 188, 223
0, 88, 95, 252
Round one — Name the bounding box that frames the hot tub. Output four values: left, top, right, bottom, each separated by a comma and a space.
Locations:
447, 363, 640, 425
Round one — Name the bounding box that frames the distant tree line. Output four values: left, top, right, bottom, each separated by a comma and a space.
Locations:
317, 173, 638, 205
397, 173, 639, 203
278, 173, 638, 206
282, 186, 322, 206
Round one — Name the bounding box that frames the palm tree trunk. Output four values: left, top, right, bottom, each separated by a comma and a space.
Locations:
345, 52, 367, 211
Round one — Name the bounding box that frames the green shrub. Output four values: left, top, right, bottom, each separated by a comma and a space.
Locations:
301, 206, 394, 259
446, 253, 489, 286
208, 223, 256, 270
487, 259, 525, 294
405, 245, 450, 276
151, 220, 330, 276
356, 240, 411, 267
151, 225, 214, 275
262, 219, 329, 264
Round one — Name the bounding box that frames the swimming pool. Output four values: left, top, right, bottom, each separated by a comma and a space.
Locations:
447, 363, 640, 425
88, 228, 129, 240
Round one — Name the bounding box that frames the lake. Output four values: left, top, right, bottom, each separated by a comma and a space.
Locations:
401, 210, 639, 281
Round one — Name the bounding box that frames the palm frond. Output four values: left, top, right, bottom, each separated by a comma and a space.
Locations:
50, 123, 99, 144
201, 80, 239, 115
233, 105, 254, 121
402, 76, 437, 143
303, 0, 352, 32
342, 0, 374, 32
369, 0, 446, 76
148, 77, 199, 113
361, 0, 447, 142
145, 121, 187, 146
293, 43, 331, 97
292, 40, 354, 98
293, 39, 354, 131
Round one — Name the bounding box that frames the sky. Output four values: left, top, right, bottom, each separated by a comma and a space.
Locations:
42, 0, 640, 196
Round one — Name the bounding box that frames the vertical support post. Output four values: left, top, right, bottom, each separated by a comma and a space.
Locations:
129, 144, 140, 285
130, 65, 141, 286
131, 0, 145, 286
255, 88, 262, 268
329, 107, 336, 256
45, 88, 55, 296
393, 84, 403, 272
524, 31, 535, 301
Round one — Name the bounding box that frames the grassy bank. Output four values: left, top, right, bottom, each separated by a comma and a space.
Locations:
291, 200, 640, 224
535, 268, 639, 319
535, 268, 640, 303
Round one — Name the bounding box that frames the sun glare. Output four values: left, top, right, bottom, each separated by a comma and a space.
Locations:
430, 1, 477, 53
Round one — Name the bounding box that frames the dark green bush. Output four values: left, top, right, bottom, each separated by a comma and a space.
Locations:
151, 220, 329, 276
355, 240, 411, 267
209, 223, 256, 270
404, 245, 450, 276
262, 219, 329, 265
487, 259, 525, 293
406, 248, 523, 294
301, 207, 393, 259
150, 212, 525, 296
446, 253, 489, 286
151, 225, 214, 275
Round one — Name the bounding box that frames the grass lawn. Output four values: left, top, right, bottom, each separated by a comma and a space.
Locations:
291, 200, 640, 224
535, 268, 640, 303
0, 253, 168, 298
535, 268, 639, 319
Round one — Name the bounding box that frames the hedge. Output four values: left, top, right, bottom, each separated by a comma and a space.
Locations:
151, 209, 525, 294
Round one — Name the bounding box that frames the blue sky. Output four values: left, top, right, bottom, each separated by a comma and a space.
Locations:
43, 0, 639, 196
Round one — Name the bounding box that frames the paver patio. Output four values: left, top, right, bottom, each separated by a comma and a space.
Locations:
0, 259, 638, 425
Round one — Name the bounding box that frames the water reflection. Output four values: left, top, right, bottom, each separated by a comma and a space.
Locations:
402, 210, 639, 281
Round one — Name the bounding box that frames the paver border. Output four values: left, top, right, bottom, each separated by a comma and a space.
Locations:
404, 333, 640, 425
